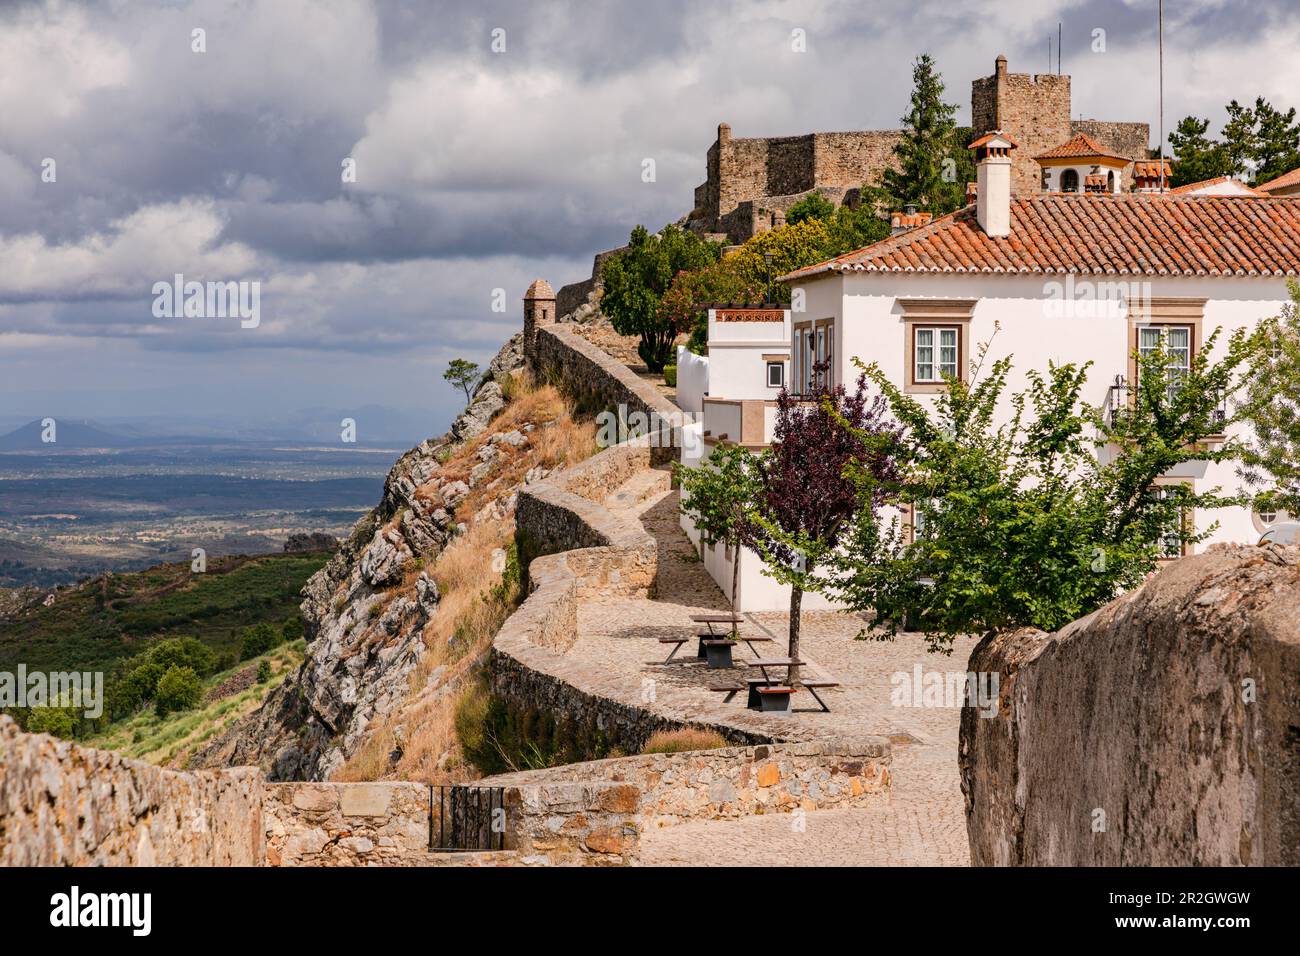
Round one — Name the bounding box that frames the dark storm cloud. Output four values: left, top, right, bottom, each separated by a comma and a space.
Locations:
0, 0, 1294, 397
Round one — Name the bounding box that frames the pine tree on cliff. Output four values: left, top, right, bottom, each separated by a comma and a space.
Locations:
868, 54, 971, 217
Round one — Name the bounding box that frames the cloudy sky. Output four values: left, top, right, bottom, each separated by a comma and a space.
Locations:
1, 0, 1296, 439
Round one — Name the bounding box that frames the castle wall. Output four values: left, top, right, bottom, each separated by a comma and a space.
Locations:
1072, 119, 1152, 189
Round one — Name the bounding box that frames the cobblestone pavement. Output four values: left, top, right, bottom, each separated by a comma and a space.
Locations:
577, 479, 976, 865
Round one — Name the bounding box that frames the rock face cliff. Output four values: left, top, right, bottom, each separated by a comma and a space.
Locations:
960, 544, 1300, 866
194, 336, 527, 780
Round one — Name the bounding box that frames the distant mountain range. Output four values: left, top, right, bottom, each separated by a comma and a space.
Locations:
0, 404, 453, 451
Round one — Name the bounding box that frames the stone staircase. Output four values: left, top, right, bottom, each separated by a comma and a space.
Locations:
606, 464, 672, 513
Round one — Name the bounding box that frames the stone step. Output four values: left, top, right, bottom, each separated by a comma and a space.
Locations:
607, 467, 671, 511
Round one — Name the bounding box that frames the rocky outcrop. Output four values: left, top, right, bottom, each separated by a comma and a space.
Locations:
960, 544, 1300, 866
283, 532, 338, 553
192, 335, 526, 781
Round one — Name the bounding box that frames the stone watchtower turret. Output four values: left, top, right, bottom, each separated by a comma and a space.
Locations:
523, 278, 556, 368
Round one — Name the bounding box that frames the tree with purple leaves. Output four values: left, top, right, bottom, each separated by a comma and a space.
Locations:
750, 365, 898, 686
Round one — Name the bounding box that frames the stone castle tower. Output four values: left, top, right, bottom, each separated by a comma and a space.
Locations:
971, 55, 1149, 195
691, 55, 1151, 242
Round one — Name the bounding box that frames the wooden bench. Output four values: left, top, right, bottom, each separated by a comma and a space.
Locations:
657, 636, 690, 664
756, 686, 794, 713
708, 684, 744, 703
798, 680, 840, 713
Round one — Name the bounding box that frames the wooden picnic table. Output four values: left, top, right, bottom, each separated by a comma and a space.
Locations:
690, 613, 743, 624
689, 612, 772, 659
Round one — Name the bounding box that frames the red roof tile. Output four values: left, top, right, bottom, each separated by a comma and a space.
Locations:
1257, 165, 1300, 193
779, 194, 1300, 281
1034, 132, 1128, 162
1168, 176, 1264, 196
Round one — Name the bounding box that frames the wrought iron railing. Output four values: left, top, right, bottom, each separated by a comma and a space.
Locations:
1105, 374, 1130, 428
429, 785, 507, 852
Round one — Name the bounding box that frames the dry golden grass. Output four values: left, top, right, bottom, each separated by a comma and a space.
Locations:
640, 727, 729, 754
334, 375, 597, 783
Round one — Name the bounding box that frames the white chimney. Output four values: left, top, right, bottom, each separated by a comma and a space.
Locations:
970, 131, 1017, 238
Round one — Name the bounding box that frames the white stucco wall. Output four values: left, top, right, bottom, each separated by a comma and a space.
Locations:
814, 271, 1289, 549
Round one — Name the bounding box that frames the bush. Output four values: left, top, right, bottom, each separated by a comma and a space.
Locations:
107, 636, 216, 717
281, 615, 304, 642
786, 192, 836, 225
154, 665, 202, 717
25, 707, 77, 739
256, 660, 272, 683
641, 727, 728, 754
239, 622, 281, 661
663, 364, 677, 387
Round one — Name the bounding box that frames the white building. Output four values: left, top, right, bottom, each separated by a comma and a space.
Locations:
682, 130, 1300, 611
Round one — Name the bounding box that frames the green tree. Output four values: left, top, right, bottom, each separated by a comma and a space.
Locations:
674, 443, 762, 624
866, 55, 971, 216
829, 331, 1258, 651
1168, 116, 1233, 187
256, 660, 273, 683
600, 225, 721, 372
24, 707, 78, 739
1238, 280, 1300, 516
154, 665, 203, 717
785, 192, 836, 225
1188, 97, 1300, 186
1221, 99, 1258, 180
239, 622, 282, 661
444, 358, 480, 403
1250, 98, 1300, 185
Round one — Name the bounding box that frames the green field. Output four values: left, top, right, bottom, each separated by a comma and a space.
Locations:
0, 551, 330, 674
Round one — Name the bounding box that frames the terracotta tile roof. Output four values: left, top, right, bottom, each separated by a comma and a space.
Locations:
1168, 176, 1265, 196
1134, 159, 1172, 179
969, 131, 1018, 149
1034, 132, 1128, 162
779, 194, 1300, 281
1257, 165, 1300, 193
890, 210, 934, 229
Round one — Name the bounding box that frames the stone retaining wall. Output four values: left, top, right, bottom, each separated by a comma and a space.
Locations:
485, 739, 891, 828
0, 716, 263, 866
531, 323, 681, 465
265, 779, 639, 866
494, 427, 780, 754
960, 545, 1300, 866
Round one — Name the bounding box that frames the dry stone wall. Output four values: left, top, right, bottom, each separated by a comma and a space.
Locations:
0, 716, 263, 866
485, 739, 891, 828
960, 545, 1300, 866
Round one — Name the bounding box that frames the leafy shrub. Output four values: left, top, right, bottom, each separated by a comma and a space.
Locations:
663, 364, 677, 387
256, 660, 272, 683
238, 622, 281, 661
24, 707, 78, 739
154, 665, 202, 717
786, 192, 836, 224
641, 728, 728, 754
281, 615, 304, 642
108, 636, 216, 716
